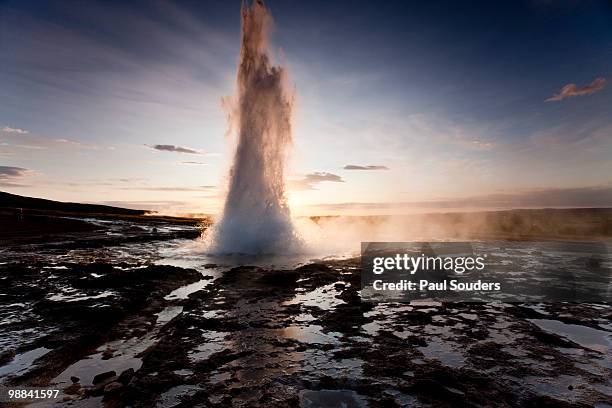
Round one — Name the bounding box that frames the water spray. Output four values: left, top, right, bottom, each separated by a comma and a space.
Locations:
211, 0, 300, 255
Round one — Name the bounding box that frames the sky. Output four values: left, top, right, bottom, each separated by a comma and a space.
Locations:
1, 0, 611, 215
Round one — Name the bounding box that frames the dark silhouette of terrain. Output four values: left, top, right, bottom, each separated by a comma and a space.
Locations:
0, 191, 146, 216
0, 191, 206, 245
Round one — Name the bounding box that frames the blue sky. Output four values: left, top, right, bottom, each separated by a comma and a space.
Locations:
1, 0, 611, 215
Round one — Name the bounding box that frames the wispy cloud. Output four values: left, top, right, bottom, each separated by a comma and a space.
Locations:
54, 138, 96, 147
146, 144, 203, 154
344, 165, 389, 170
180, 161, 208, 165
1, 1, 235, 123
289, 172, 345, 191
0, 165, 31, 187
1, 126, 29, 134
546, 77, 607, 102
119, 185, 216, 192
352, 113, 497, 156
1, 131, 100, 151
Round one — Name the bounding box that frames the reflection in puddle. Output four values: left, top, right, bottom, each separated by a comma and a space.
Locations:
155, 306, 183, 326
419, 338, 465, 368
529, 319, 612, 353
281, 325, 341, 345
48, 290, 116, 303
283, 282, 347, 310
165, 279, 212, 300
188, 332, 230, 362
156, 384, 200, 407
0, 347, 50, 380
54, 336, 154, 386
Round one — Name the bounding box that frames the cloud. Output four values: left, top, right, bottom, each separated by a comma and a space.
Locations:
289, 172, 345, 191
119, 185, 216, 192
180, 161, 208, 165
0, 131, 100, 152
546, 77, 607, 102
0, 165, 31, 187
54, 138, 98, 148
344, 165, 389, 171
0, 166, 28, 178
357, 113, 496, 155
146, 144, 202, 154
305, 172, 344, 183
1, 126, 28, 134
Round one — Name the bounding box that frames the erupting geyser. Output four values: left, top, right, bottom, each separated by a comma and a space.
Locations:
211, 0, 300, 255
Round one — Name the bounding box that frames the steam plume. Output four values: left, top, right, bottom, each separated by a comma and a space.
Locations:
211, 0, 299, 254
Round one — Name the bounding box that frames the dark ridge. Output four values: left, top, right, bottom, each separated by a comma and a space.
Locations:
0, 191, 147, 216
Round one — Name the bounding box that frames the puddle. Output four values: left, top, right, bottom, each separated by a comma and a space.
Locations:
362, 321, 383, 336
419, 338, 465, 368
156, 306, 183, 325
300, 389, 368, 408
189, 343, 227, 362
165, 279, 211, 300
48, 290, 116, 302
0, 347, 50, 380
529, 319, 612, 353
209, 370, 232, 384
283, 282, 347, 310
173, 369, 193, 376
156, 384, 200, 407
53, 336, 154, 386
188, 332, 230, 362
281, 325, 341, 345
410, 300, 442, 307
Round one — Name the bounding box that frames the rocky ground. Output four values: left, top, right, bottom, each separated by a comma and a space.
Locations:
0, 216, 611, 407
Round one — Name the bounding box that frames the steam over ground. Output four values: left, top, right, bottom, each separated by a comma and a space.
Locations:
210, 1, 300, 255
296, 209, 611, 256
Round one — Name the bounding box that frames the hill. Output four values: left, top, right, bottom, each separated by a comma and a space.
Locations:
0, 191, 147, 216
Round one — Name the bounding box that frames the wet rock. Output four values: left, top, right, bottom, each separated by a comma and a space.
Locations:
530, 327, 580, 349
118, 368, 135, 385
101, 347, 114, 360
505, 305, 546, 319
522, 395, 578, 407
33, 298, 125, 323
467, 342, 512, 369
258, 269, 299, 287
0, 349, 15, 366
63, 383, 81, 395
93, 370, 117, 385
104, 381, 124, 394
444, 386, 465, 397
